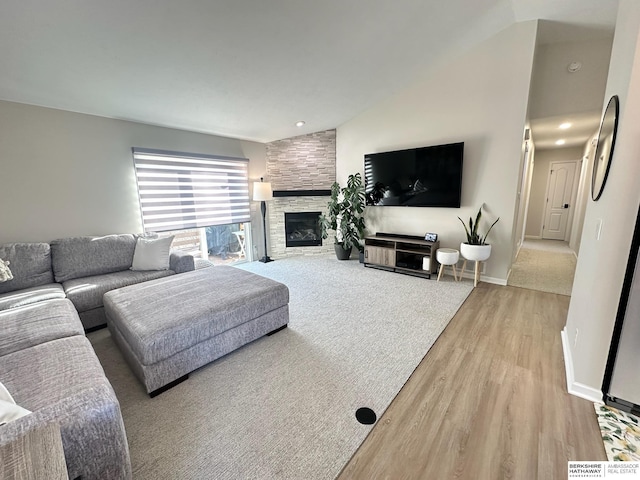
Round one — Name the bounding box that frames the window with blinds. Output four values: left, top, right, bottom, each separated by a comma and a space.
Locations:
132, 148, 250, 233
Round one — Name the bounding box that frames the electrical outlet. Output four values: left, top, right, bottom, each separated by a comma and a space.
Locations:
574, 328, 579, 347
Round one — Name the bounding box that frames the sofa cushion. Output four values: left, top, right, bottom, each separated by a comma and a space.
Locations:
0, 299, 84, 357
50, 234, 137, 282
63, 269, 175, 313
0, 336, 108, 412
0, 243, 54, 294
131, 235, 174, 271
0, 284, 66, 311
0, 335, 132, 479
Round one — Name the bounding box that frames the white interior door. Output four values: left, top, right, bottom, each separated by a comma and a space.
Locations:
542, 161, 577, 240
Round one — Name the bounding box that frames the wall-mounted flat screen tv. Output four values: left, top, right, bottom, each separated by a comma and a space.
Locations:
364, 142, 463, 207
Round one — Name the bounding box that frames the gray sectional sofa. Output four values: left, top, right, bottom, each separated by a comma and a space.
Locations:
0, 235, 195, 330
0, 234, 196, 479
0, 299, 131, 479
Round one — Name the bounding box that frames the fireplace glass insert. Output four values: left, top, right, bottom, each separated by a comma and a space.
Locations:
285, 212, 322, 247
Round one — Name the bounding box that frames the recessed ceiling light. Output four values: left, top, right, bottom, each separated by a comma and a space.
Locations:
559, 122, 572, 129
555, 139, 566, 145
568, 61, 582, 73
295, 121, 306, 127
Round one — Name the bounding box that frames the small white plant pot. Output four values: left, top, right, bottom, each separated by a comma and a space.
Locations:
460, 243, 492, 262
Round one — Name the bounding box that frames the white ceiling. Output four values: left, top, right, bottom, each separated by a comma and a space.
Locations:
0, 0, 619, 143
530, 112, 602, 150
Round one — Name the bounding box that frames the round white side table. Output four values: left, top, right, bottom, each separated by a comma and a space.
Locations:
436, 248, 460, 282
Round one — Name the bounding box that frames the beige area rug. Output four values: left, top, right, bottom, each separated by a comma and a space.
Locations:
88, 255, 473, 480
594, 403, 640, 461
508, 247, 577, 296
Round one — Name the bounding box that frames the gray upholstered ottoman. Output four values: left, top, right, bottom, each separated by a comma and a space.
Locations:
104, 266, 289, 396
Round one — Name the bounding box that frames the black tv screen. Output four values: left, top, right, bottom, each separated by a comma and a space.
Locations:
364, 142, 463, 207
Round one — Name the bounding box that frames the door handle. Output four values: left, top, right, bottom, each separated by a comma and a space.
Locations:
563, 204, 569, 209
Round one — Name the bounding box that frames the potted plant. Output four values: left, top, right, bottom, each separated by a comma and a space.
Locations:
458, 205, 499, 261
319, 173, 366, 260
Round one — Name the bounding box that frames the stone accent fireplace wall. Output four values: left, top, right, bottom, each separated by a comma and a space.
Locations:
267, 129, 336, 191
266, 129, 336, 258
268, 197, 333, 258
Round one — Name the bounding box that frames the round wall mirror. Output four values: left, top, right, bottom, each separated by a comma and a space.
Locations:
591, 95, 619, 201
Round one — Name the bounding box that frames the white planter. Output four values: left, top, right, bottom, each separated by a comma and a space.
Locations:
460, 243, 492, 262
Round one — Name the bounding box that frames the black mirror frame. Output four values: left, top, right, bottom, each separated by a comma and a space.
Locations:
591, 95, 620, 201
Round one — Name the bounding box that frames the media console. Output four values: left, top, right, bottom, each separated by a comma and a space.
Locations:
363, 233, 440, 279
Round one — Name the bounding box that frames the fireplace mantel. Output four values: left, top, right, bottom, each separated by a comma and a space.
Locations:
273, 190, 331, 197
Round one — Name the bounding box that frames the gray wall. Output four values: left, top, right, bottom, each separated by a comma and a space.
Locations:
0, 100, 266, 245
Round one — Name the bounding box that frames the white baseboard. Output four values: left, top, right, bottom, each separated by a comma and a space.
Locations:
455, 259, 507, 286
525, 235, 542, 240
482, 275, 507, 286
457, 271, 507, 286
561, 327, 603, 403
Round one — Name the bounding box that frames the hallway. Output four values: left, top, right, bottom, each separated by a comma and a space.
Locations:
508, 239, 577, 296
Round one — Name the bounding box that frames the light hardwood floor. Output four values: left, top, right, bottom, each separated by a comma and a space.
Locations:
338, 283, 606, 480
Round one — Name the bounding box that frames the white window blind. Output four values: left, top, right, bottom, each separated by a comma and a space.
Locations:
132, 148, 250, 233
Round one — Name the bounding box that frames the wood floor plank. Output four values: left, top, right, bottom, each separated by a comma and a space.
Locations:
337, 283, 607, 480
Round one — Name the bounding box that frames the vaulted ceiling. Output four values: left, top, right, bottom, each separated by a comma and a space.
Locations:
0, 0, 619, 143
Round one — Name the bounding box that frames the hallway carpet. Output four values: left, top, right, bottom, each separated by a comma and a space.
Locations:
508, 244, 577, 296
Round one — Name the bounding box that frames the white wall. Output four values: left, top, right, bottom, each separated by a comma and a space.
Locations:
512, 135, 535, 258
336, 21, 538, 283
0, 100, 266, 244
525, 146, 583, 238
569, 135, 598, 254
564, 0, 640, 400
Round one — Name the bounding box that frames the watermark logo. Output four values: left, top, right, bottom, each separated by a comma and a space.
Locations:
568, 461, 640, 479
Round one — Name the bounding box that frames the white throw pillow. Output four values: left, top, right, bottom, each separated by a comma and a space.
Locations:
0, 258, 13, 283
0, 399, 31, 426
0, 381, 31, 426
130, 236, 174, 271
0, 380, 16, 403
